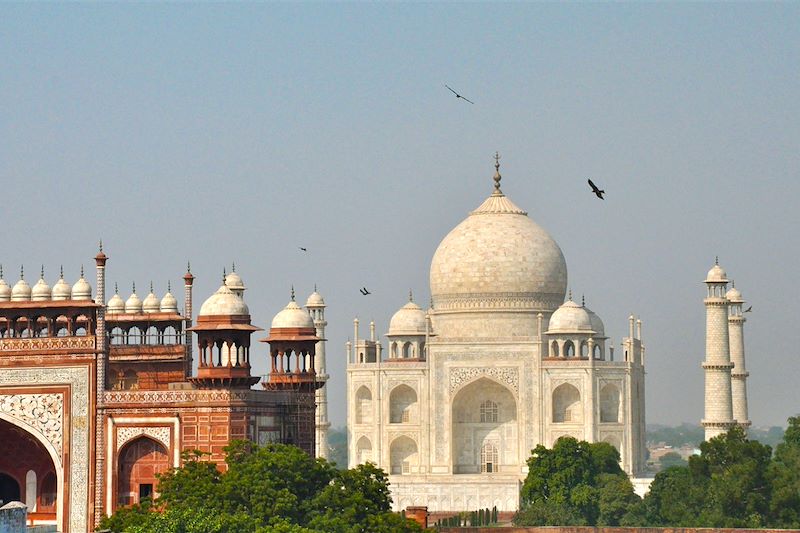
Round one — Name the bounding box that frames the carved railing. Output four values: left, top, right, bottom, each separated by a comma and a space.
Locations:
0, 336, 96, 352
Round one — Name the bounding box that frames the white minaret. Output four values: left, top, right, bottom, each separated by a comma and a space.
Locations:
726, 282, 751, 430
702, 259, 736, 440
306, 286, 330, 459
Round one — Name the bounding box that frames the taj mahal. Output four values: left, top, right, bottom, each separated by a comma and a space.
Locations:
346, 157, 649, 512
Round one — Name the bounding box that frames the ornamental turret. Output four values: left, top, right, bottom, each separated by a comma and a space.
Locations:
702, 258, 735, 440
305, 286, 330, 459
726, 282, 751, 430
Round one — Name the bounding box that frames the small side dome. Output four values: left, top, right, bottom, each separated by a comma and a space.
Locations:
199, 283, 249, 316
160, 281, 179, 313
11, 267, 32, 302
52, 267, 72, 300
125, 284, 143, 314
107, 284, 125, 314
31, 269, 52, 302
71, 267, 93, 300
726, 286, 743, 303
0, 268, 10, 302
706, 261, 728, 283
583, 306, 606, 337
225, 268, 245, 292
272, 291, 314, 329
388, 295, 427, 335
547, 299, 594, 334
306, 289, 325, 307
142, 283, 161, 313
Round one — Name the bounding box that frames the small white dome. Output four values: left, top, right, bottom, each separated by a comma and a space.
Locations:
31, 274, 52, 301
225, 269, 245, 292
125, 287, 143, 314
107, 290, 125, 313
726, 286, 743, 303
160, 285, 178, 313
706, 263, 728, 283
11, 271, 32, 302
388, 299, 427, 335
0, 276, 10, 302
547, 299, 594, 334
271, 299, 314, 329
583, 306, 605, 337
199, 283, 249, 316
72, 269, 92, 301
142, 291, 160, 314
52, 270, 72, 301
306, 290, 325, 307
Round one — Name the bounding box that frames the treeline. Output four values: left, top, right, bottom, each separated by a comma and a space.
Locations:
515, 416, 800, 528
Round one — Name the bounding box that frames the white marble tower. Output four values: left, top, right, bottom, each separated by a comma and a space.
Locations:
306, 287, 330, 459
726, 282, 750, 430
702, 259, 736, 440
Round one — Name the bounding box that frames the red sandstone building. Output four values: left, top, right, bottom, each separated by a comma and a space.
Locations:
0, 247, 324, 531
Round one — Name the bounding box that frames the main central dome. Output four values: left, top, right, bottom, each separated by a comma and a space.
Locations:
429, 159, 567, 329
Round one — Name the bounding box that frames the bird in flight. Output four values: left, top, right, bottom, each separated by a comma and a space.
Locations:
444, 84, 474, 104
587, 179, 605, 200
359, 287, 371, 295
744, 306, 752, 313
299, 247, 307, 252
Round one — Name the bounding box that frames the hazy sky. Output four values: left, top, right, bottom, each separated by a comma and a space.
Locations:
2, 4, 798, 429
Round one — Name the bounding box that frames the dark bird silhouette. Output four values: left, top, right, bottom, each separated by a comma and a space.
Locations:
360, 287, 371, 295
444, 84, 474, 104
299, 247, 307, 252
744, 306, 752, 313
588, 179, 605, 200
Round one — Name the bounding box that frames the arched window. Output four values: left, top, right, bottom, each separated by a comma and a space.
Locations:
145, 326, 159, 345
564, 341, 575, 357
389, 385, 417, 424
600, 384, 620, 423
390, 436, 418, 475
39, 471, 56, 510
479, 400, 498, 423
480, 443, 498, 473
25, 470, 37, 511
390, 343, 398, 359
593, 344, 602, 359
128, 326, 142, 345
355, 386, 372, 425
55, 315, 69, 337
0, 473, 20, 504
117, 437, 169, 506
110, 327, 125, 345
402, 342, 411, 359
580, 342, 589, 357
123, 369, 138, 390
163, 326, 179, 344
550, 341, 559, 357
552, 383, 582, 423
356, 436, 372, 465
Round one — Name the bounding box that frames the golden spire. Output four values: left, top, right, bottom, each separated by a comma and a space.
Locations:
492, 151, 503, 196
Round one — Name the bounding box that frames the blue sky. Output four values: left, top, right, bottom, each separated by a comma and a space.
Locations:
1, 4, 798, 428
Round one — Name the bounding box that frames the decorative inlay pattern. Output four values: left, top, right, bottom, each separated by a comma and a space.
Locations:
433, 292, 562, 312
0, 366, 89, 533
117, 426, 171, 451
0, 393, 63, 458
449, 367, 518, 393
105, 389, 252, 404
0, 337, 95, 352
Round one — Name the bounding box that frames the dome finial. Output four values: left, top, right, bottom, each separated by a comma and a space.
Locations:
20, 265, 24, 280
409, 289, 414, 302
222, 267, 227, 284
114, 282, 119, 295
492, 151, 503, 196
568, 288, 572, 301
314, 283, 317, 292
291, 285, 295, 301
59, 265, 64, 279
715, 255, 719, 265
581, 294, 585, 307
187, 261, 191, 273
80, 265, 84, 278
150, 281, 154, 293
99, 239, 103, 252
231, 261, 236, 273
167, 280, 171, 292
40, 265, 44, 279
0, 264, 4, 279
132, 281, 136, 294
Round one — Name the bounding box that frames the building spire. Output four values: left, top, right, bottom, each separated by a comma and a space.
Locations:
568, 288, 572, 301
492, 151, 503, 196
40, 265, 44, 279
114, 282, 119, 295
99, 239, 103, 252
291, 285, 295, 301
715, 255, 719, 265
581, 294, 585, 307
80, 265, 84, 278
20, 265, 24, 280
59, 265, 64, 279
187, 261, 191, 273
231, 261, 236, 273
409, 289, 414, 302
167, 280, 171, 292
222, 267, 227, 284
132, 281, 136, 294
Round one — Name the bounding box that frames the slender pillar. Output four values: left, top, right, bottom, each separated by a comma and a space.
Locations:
702, 261, 735, 440
94, 243, 107, 523
183, 264, 195, 378
306, 289, 330, 459
727, 284, 751, 429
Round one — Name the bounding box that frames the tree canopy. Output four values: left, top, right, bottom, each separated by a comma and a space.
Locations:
99, 442, 422, 533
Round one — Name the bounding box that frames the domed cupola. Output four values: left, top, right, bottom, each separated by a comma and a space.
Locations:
547, 295, 594, 334
142, 282, 161, 313
0, 266, 11, 302
11, 266, 32, 302
125, 283, 143, 314
107, 283, 125, 314
725, 283, 743, 303
71, 266, 93, 301
224, 264, 245, 299
51, 266, 72, 301
199, 278, 249, 317
388, 292, 427, 335
580, 296, 606, 338
271, 289, 314, 330
429, 154, 567, 339
306, 289, 325, 307
160, 281, 179, 313
31, 266, 52, 301
706, 261, 728, 283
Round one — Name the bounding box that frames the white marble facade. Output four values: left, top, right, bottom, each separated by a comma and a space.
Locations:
347, 159, 647, 512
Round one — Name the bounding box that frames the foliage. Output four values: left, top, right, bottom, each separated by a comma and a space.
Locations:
516, 437, 639, 526
326, 426, 349, 469
658, 451, 687, 469
647, 423, 705, 448
99, 441, 421, 533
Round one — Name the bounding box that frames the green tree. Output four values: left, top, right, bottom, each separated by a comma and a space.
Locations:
768, 416, 800, 527
516, 437, 639, 526
658, 451, 687, 470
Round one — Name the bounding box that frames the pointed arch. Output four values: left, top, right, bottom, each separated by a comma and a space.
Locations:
355, 436, 372, 465
600, 384, 621, 423
552, 383, 581, 423
389, 385, 417, 424
355, 386, 372, 425
389, 435, 418, 475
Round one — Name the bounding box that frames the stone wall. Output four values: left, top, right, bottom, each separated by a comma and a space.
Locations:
0, 502, 26, 533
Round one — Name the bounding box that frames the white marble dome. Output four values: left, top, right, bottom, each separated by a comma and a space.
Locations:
52, 273, 72, 301
160, 287, 178, 313
726, 286, 743, 303
584, 306, 606, 337
72, 272, 92, 301
272, 300, 314, 329
547, 299, 594, 334
306, 290, 325, 307
125, 288, 143, 314
0, 276, 10, 302
388, 300, 427, 335
225, 269, 245, 292
199, 283, 249, 316
107, 290, 125, 313
429, 189, 567, 313
706, 263, 727, 283
142, 287, 160, 313
31, 275, 51, 301
11, 275, 32, 301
